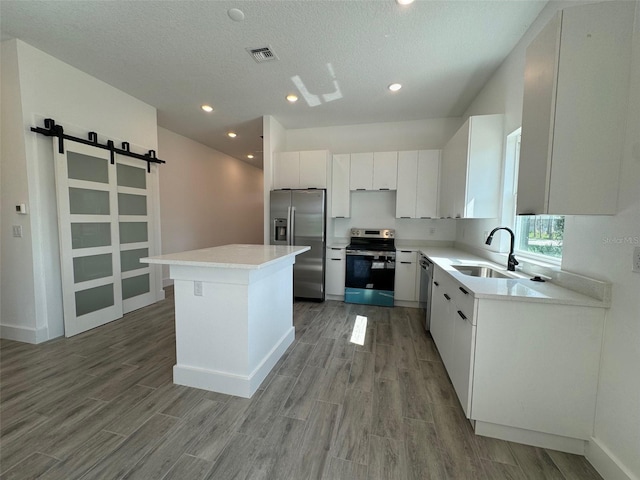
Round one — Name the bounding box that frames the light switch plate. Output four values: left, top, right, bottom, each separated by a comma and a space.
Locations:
12, 225, 23, 238
194, 281, 203, 296
633, 246, 640, 273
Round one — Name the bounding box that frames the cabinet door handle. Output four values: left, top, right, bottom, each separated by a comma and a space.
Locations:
400, 261, 412, 264
331, 258, 342, 261
400, 250, 411, 253
444, 294, 451, 301
331, 248, 342, 251
400, 216, 411, 219
459, 287, 469, 295
420, 216, 432, 219
457, 310, 467, 321
434, 281, 439, 287
335, 216, 345, 218
379, 188, 390, 191
356, 188, 366, 191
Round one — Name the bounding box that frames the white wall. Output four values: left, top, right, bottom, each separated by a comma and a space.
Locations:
0, 39, 159, 342
158, 127, 264, 285
285, 118, 462, 153
263, 116, 287, 244
456, 2, 640, 478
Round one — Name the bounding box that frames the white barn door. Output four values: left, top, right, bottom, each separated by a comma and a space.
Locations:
54, 142, 123, 337
54, 143, 159, 337
116, 156, 157, 314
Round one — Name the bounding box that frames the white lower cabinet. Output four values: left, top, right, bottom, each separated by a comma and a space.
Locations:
325, 247, 346, 296
394, 250, 418, 302
429, 262, 605, 450
430, 266, 475, 415
430, 267, 456, 371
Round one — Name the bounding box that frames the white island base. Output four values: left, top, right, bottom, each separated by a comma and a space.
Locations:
143, 244, 310, 398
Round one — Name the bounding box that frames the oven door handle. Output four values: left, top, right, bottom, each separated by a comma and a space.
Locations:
346, 250, 396, 257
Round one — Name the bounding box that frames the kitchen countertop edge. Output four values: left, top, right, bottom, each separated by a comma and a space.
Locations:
142, 244, 310, 270
421, 247, 608, 308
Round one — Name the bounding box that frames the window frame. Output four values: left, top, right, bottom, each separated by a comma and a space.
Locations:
506, 128, 563, 266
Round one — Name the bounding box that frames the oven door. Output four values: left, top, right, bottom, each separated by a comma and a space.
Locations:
345, 250, 395, 306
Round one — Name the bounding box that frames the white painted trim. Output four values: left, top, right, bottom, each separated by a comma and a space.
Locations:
586, 436, 638, 480
0, 324, 49, 344
474, 421, 586, 455
173, 327, 295, 398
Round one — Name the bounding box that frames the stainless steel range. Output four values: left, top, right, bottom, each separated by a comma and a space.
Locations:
345, 228, 395, 307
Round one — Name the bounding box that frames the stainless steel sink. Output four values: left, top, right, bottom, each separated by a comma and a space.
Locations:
452, 265, 512, 279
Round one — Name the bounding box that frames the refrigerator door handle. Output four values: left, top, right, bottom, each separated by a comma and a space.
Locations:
289, 206, 296, 246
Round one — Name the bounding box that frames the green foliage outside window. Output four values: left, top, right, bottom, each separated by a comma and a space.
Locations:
516, 215, 564, 258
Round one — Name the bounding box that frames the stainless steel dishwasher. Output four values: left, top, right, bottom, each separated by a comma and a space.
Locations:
418, 254, 434, 331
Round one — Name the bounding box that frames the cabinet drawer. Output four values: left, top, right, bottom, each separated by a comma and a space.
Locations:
454, 283, 476, 325
396, 250, 417, 263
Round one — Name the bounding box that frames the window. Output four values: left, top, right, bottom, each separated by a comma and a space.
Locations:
505, 128, 563, 263
515, 215, 564, 260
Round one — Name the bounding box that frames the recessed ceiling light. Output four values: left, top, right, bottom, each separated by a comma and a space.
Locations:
286, 94, 298, 103
227, 132, 237, 138
247, 154, 254, 159
396, 0, 415, 5
201, 105, 214, 113
388, 83, 402, 92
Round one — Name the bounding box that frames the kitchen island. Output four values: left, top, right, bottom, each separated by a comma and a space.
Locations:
142, 244, 310, 398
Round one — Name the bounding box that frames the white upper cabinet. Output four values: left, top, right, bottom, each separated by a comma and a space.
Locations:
273, 150, 330, 189
373, 151, 398, 190
518, 2, 634, 215
349, 152, 374, 190
396, 150, 440, 219
349, 152, 398, 190
440, 114, 504, 219
331, 154, 351, 218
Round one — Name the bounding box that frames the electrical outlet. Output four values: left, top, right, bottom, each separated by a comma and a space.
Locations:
633, 247, 640, 273
12, 225, 23, 238
429, 227, 436, 235
194, 281, 203, 296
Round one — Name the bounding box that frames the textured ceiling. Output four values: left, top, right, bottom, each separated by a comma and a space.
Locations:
0, 0, 547, 168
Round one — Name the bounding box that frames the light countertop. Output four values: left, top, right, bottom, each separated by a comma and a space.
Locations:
142, 244, 310, 270
421, 247, 608, 308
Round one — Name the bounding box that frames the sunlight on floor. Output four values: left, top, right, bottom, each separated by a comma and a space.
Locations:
349, 315, 368, 346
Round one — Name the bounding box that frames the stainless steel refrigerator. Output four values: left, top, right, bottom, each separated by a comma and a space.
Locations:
270, 189, 326, 301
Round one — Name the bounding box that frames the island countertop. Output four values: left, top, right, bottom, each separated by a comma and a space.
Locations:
142, 244, 310, 270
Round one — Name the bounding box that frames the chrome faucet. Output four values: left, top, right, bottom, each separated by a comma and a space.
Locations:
485, 227, 519, 271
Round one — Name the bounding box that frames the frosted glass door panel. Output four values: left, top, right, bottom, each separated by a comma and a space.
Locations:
75, 284, 115, 316
73, 254, 113, 283
67, 152, 109, 183
71, 223, 111, 249
118, 193, 147, 215
117, 155, 156, 314
120, 222, 148, 243
55, 142, 123, 337
117, 163, 146, 189
121, 248, 148, 272
69, 188, 110, 215
122, 274, 150, 300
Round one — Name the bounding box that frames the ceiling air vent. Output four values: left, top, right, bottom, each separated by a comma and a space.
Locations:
246, 46, 279, 63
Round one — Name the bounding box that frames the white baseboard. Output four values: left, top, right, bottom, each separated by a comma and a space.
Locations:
1, 324, 49, 344
173, 327, 294, 398
474, 421, 586, 455
586, 436, 638, 480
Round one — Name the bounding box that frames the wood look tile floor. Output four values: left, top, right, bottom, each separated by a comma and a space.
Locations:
0, 288, 603, 480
